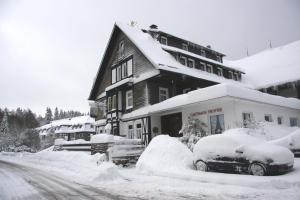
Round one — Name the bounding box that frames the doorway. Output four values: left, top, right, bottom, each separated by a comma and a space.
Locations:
161, 112, 182, 137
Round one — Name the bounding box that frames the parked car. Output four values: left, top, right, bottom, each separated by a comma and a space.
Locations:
193, 130, 294, 176
269, 130, 300, 157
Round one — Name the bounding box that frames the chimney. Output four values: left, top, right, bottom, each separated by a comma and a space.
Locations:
206, 45, 211, 49
149, 24, 158, 29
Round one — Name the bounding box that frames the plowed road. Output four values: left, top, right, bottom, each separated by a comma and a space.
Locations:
0, 160, 139, 200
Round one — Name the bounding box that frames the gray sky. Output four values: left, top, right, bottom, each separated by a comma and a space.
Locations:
0, 0, 300, 116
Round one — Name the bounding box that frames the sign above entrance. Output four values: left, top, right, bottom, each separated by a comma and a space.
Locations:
190, 108, 222, 117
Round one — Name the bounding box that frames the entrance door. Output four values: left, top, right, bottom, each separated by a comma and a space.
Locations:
161, 112, 182, 137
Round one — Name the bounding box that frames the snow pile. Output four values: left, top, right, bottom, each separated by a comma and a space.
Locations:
270, 129, 300, 150
91, 134, 114, 143
93, 162, 123, 181
136, 135, 193, 173
227, 40, 300, 89
194, 130, 294, 165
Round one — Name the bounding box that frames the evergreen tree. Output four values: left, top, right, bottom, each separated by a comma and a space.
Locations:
54, 107, 59, 120
45, 107, 53, 123
0, 111, 9, 135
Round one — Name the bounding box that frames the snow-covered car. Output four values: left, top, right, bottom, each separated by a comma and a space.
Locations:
193, 130, 294, 176
269, 130, 300, 157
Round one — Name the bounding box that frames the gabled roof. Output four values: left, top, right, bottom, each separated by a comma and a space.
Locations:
227, 40, 300, 89
88, 22, 252, 100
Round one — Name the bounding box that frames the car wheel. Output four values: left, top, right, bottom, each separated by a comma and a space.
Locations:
195, 160, 208, 171
249, 162, 266, 176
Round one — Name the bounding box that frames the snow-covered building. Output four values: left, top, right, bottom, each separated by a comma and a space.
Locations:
227, 41, 300, 99
88, 22, 300, 144
37, 115, 95, 141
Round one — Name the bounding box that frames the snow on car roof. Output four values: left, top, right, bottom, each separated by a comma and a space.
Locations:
226, 40, 300, 89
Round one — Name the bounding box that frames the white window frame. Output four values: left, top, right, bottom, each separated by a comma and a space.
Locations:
135, 123, 142, 139
119, 40, 124, 58
112, 68, 116, 84
118, 91, 122, 110
116, 65, 121, 82
111, 95, 116, 111
264, 114, 273, 122
107, 97, 112, 111
290, 117, 298, 127
216, 55, 221, 62
199, 62, 206, 71
277, 116, 283, 125
126, 90, 133, 109
128, 124, 134, 139
234, 72, 239, 81
217, 67, 223, 76
182, 43, 188, 51
228, 71, 233, 79
121, 62, 127, 79
183, 88, 191, 94
159, 87, 169, 102
187, 58, 195, 68
179, 56, 187, 66
242, 112, 253, 127
161, 36, 168, 45
206, 64, 213, 73
127, 58, 133, 76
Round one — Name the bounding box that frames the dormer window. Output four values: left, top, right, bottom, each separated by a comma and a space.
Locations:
161, 36, 168, 45
119, 40, 124, 58
216, 55, 222, 62
179, 56, 187, 66
199, 62, 206, 71
187, 58, 195, 68
201, 49, 206, 57
217, 67, 223, 76
206, 64, 213, 73
234, 72, 240, 81
182, 43, 188, 51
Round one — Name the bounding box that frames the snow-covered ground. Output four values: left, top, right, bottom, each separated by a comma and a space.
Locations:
1, 148, 300, 199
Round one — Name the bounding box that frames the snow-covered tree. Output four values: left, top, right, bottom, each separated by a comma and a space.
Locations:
0, 111, 9, 135
179, 116, 207, 151
54, 107, 59, 120
45, 107, 53, 123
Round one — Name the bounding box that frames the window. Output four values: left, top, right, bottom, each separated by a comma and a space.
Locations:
216, 55, 222, 62
242, 112, 253, 127
206, 64, 213, 73
179, 56, 187, 66
217, 67, 223, 76
118, 91, 122, 110
234, 73, 239, 81
128, 125, 134, 139
119, 40, 124, 57
264, 114, 273, 122
112, 68, 116, 83
127, 59, 133, 76
159, 87, 169, 102
126, 90, 133, 109
107, 97, 112, 111
121, 62, 127, 79
277, 117, 283, 125
199, 62, 206, 71
187, 58, 195, 68
183, 88, 191, 94
112, 95, 116, 110
201, 49, 206, 57
136, 123, 142, 139
290, 117, 298, 127
182, 43, 188, 51
161, 36, 168, 45
116, 66, 121, 81
210, 114, 225, 134
228, 71, 233, 79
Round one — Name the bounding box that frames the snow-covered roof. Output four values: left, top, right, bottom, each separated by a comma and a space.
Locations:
226, 40, 300, 89
37, 115, 95, 130
122, 83, 300, 120
115, 22, 251, 88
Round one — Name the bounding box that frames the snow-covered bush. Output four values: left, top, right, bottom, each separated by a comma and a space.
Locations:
179, 116, 207, 151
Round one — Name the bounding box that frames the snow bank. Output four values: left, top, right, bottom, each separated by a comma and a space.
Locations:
136, 135, 193, 173
91, 134, 114, 143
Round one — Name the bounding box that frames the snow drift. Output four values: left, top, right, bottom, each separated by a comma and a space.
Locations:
136, 135, 193, 173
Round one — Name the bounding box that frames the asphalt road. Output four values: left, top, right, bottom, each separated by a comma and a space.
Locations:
0, 160, 137, 200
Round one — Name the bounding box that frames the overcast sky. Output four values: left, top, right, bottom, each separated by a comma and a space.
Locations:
0, 0, 300, 116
